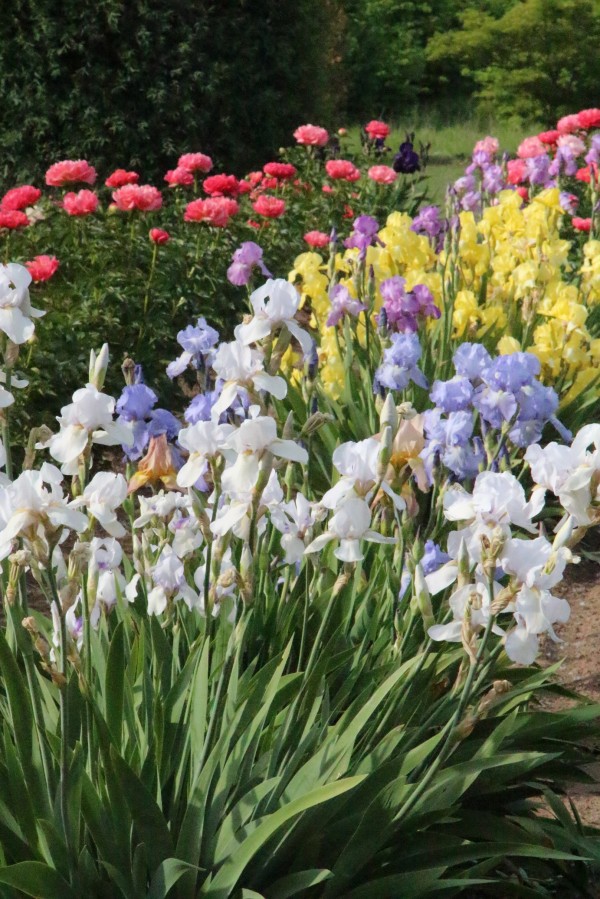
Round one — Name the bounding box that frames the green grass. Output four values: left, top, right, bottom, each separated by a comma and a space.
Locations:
345, 114, 543, 205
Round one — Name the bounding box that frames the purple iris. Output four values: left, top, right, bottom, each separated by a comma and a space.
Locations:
373, 332, 428, 393
326, 284, 366, 327
526, 154, 553, 186
482, 165, 505, 194
227, 241, 272, 287
453, 343, 492, 380
116, 384, 157, 421
393, 140, 420, 174
411, 205, 448, 250
430, 376, 474, 413
549, 147, 578, 178
379, 277, 440, 333
177, 318, 220, 355
344, 215, 384, 257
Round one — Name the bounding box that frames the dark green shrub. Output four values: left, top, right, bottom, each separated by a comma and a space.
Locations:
0, 0, 343, 186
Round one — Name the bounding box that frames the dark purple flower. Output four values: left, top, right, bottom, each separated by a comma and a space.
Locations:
393, 140, 420, 174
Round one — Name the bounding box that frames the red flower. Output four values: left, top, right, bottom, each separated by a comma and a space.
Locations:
105, 169, 139, 188
62, 190, 99, 216
293, 124, 329, 146
0, 210, 29, 229
572, 217, 592, 232
237, 180, 252, 194
263, 162, 297, 180
577, 109, 600, 130
303, 230, 330, 247
25, 255, 59, 282
252, 195, 285, 218
368, 165, 397, 184
246, 171, 263, 187
46, 159, 96, 187
325, 159, 361, 182
149, 228, 170, 244
1, 185, 42, 210
112, 184, 163, 211
365, 119, 390, 140
515, 187, 529, 201
178, 152, 213, 173
164, 167, 194, 187
203, 174, 239, 197
575, 164, 598, 184
507, 159, 527, 185
321, 184, 334, 194
184, 197, 239, 227
246, 219, 262, 229
343, 205, 354, 219
537, 130, 560, 146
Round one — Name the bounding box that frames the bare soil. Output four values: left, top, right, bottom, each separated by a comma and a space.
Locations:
543, 559, 600, 827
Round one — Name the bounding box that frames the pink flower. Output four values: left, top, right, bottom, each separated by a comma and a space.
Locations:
149, 228, 170, 244
507, 159, 527, 184
261, 177, 279, 191
538, 130, 560, 146
112, 184, 163, 212
368, 165, 397, 184
46, 159, 96, 187
304, 230, 330, 247
246, 171, 263, 187
572, 217, 592, 232
577, 109, 600, 130
321, 184, 334, 194
325, 159, 361, 182
1, 185, 42, 211
515, 187, 529, 201
263, 162, 297, 180
0, 210, 29, 229
252, 195, 286, 218
557, 114, 581, 134
184, 197, 239, 227
25, 255, 59, 282
293, 124, 329, 146
62, 189, 99, 216
164, 167, 194, 187
203, 174, 239, 196
105, 169, 139, 188
516, 136, 546, 159
473, 135, 499, 155
237, 180, 252, 194
365, 120, 390, 140
178, 152, 213, 173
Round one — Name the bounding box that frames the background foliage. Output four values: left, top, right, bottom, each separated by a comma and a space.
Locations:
0, 0, 343, 185
1, 0, 599, 187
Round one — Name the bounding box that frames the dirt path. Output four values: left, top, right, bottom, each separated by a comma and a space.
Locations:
544, 560, 600, 826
